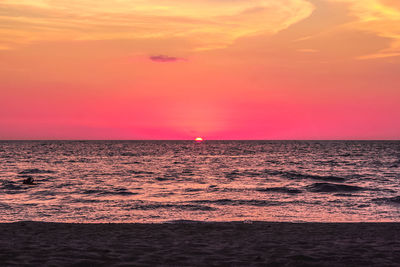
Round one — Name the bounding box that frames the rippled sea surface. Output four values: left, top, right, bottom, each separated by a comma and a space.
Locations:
1, 141, 400, 223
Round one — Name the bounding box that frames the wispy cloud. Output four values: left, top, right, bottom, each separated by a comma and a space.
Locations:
0, 0, 314, 51
327, 0, 400, 60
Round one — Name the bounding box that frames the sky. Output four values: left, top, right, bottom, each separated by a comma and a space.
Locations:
0, 0, 399, 140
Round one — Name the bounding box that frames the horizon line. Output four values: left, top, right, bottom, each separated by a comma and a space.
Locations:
0, 139, 399, 141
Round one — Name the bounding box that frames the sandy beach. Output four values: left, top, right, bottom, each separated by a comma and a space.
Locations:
1, 221, 399, 266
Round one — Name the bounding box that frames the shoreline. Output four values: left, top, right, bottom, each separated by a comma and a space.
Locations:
1, 221, 400, 266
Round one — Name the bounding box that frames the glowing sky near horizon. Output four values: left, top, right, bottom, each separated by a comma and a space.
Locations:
0, 0, 399, 139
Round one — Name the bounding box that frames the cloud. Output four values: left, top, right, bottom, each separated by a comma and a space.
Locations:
326, 0, 400, 60
4, 0, 399, 62
0, 0, 314, 51
149, 55, 183, 62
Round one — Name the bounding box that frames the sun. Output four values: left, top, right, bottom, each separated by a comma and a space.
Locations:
194, 137, 203, 142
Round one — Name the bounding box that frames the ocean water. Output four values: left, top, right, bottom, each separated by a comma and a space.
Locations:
1, 141, 400, 223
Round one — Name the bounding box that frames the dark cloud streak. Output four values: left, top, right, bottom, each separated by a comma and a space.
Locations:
149, 55, 183, 62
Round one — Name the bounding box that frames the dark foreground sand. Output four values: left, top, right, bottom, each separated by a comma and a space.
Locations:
1, 221, 400, 266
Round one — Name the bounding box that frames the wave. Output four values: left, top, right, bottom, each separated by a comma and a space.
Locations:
190, 199, 282, 207
70, 198, 103, 203
120, 152, 139, 156
184, 188, 203, 192
165, 220, 203, 224
121, 161, 142, 165
128, 170, 155, 175
307, 183, 365, 193
82, 188, 137, 196
130, 203, 216, 211
334, 193, 362, 197
156, 177, 172, 181
225, 169, 261, 179
1, 180, 23, 191
372, 196, 400, 204
67, 158, 93, 163
19, 168, 56, 174
31, 190, 58, 196
263, 170, 346, 182
0, 202, 12, 209
256, 187, 302, 194
181, 169, 194, 176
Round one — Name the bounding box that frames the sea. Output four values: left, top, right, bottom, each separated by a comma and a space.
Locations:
1, 141, 400, 223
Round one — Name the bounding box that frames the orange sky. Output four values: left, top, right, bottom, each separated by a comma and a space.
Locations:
0, 0, 399, 139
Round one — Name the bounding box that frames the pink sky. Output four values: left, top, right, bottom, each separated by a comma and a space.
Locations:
0, 0, 399, 139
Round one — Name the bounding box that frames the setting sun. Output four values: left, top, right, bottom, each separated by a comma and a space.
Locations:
195, 137, 203, 142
